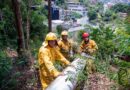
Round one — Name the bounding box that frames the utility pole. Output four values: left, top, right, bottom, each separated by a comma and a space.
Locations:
48, 0, 52, 32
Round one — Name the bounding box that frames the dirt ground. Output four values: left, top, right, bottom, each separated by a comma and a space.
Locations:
83, 73, 118, 90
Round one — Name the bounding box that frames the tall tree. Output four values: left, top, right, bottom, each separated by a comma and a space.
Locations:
48, 0, 52, 32
25, 0, 32, 50
12, 0, 25, 56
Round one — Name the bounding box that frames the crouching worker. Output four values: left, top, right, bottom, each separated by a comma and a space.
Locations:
58, 30, 73, 61
38, 32, 70, 90
79, 32, 98, 74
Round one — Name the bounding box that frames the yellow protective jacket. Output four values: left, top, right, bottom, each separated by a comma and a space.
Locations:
79, 40, 98, 74
58, 39, 72, 59
38, 45, 70, 90
79, 39, 98, 54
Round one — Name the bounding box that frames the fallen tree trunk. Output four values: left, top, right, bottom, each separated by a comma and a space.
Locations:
118, 55, 130, 62
46, 57, 86, 90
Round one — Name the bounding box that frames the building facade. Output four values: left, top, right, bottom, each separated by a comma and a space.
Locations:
66, 2, 87, 16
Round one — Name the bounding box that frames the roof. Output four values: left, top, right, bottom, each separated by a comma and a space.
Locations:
52, 20, 64, 24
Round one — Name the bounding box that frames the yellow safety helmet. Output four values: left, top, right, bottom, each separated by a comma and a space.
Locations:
42, 32, 57, 47
61, 30, 68, 36
45, 32, 57, 41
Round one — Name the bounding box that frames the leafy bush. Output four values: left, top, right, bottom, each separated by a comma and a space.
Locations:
71, 12, 82, 19
114, 27, 130, 55
84, 22, 130, 59
56, 25, 63, 36
111, 3, 130, 13
124, 15, 130, 34
55, 0, 65, 7
103, 10, 117, 21
118, 67, 130, 87
87, 9, 97, 21
86, 25, 116, 59
30, 10, 48, 41
0, 1, 48, 49
77, 30, 86, 42
0, 50, 17, 90
0, 5, 17, 48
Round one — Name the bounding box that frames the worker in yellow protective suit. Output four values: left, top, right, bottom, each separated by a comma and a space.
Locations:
79, 32, 98, 54
58, 31, 73, 60
79, 32, 98, 74
38, 32, 70, 90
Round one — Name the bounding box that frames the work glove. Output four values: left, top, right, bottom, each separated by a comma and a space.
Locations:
69, 50, 73, 57
88, 49, 94, 54
52, 69, 61, 78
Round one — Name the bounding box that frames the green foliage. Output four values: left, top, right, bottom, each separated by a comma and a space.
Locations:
77, 30, 86, 42
114, 27, 130, 55
30, 39, 42, 57
87, 25, 116, 59
0, 50, 17, 90
112, 57, 130, 87
118, 68, 130, 87
113, 58, 130, 68
96, 2, 104, 11
31, 0, 43, 5
0, 1, 47, 49
55, 0, 65, 7
77, 70, 87, 82
103, 10, 117, 21
83, 0, 90, 6
106, 11, 114, 19
21, 1, 48, 41
84, 21, 130, 87
0, 1, 48, 89
71, 12, 82, 19
87, 9, 97, 21
79, 0, 84, 3
76, 70, 87, 89
111, 3, 130, 13
0, 3, 17, 48
30, 10, 48, 41
95, 58, 110, 74
86, 2, 104, 20
56, 25, 63, 36
0, 1, 11, 9
54, 60, 64, 71
95, 58, 118, 83
124, 15, 130, 34
88, 24, 130, 58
